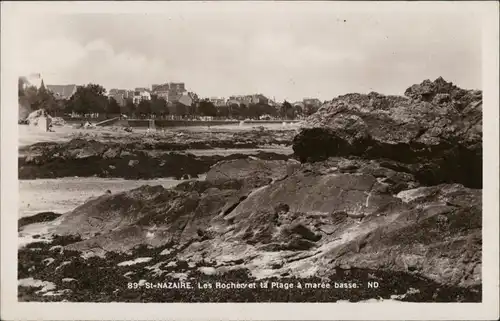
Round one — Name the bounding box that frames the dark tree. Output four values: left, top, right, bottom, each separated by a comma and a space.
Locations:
216, 105, 230, 118
56, 100, 68, 116
228, 103, 244, 119
106, 97, 121, 115
121, 98, 135, 116
247, 104, 260, 119
281, 101, 293, 119
137, 100, 152, 117
151, 97, 168, 117
42, 96, 67, 117
293, 104, 303, 118
261, 103, 278, 117
66, 83, 108, 115
198, 100, 217, 117
19, 85, 40, 110
246, 103, 275, 119
285, 106, 296, 119
174, 102, 188, 117
26, 84, 60, 115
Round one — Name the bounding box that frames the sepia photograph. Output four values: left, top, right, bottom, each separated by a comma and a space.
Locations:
1, 1, 499, 320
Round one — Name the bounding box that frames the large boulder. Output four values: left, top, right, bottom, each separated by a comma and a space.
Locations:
293, 77, 482, 188
206, 158, 301, 188
53, 184, 238, 254
23, 139, 110, 164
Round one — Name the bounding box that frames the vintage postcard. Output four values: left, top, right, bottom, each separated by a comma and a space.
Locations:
1, 1, 499, 320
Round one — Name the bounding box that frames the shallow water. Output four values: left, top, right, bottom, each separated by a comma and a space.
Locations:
19, 177, 184, 218
172, 123, 300, 132
183, 147, 293, 156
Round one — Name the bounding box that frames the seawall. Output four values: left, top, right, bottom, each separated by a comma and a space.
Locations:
126, 119, 300, 128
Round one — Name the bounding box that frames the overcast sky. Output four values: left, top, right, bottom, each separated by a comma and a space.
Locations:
12, 2, 482, 102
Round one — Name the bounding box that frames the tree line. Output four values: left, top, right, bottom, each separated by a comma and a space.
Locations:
19, 79, 318, 120
122, 98, 305, 120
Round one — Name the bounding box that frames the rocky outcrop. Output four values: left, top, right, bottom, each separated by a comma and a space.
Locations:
19, 157, 481, 302
404, 77, 481, 111
23, 128, 296, 153
206, 158, 301, 188
18, 212, 62, 230
18, 138, 292, 180
293, 77, 482, 188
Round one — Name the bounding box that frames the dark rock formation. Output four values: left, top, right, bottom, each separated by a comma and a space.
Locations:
19, 128, 295, 155
205, 158, 301, 188
18, 212, 62, 230
293, 77, 482, 188
22, 157, 480, 296
404, 77, 481, 111
18, 138, 293, 180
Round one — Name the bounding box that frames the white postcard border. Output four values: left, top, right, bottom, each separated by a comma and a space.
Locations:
1, 1, 498, 320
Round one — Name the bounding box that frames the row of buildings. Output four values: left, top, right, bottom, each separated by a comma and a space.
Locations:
107, 83, 285, 109
108, 82, 195, 106
290, 98, 323, 110
21, 74, 324, 111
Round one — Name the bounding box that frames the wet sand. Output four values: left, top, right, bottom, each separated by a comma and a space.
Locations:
19, 178, 186, 218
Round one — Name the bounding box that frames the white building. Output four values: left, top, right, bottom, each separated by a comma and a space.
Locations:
208, 97, 226, 107
133, 90, 151, 104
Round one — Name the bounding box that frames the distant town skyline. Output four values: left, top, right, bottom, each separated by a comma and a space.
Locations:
12, 2, 482, 102
22, 75, 284, 103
